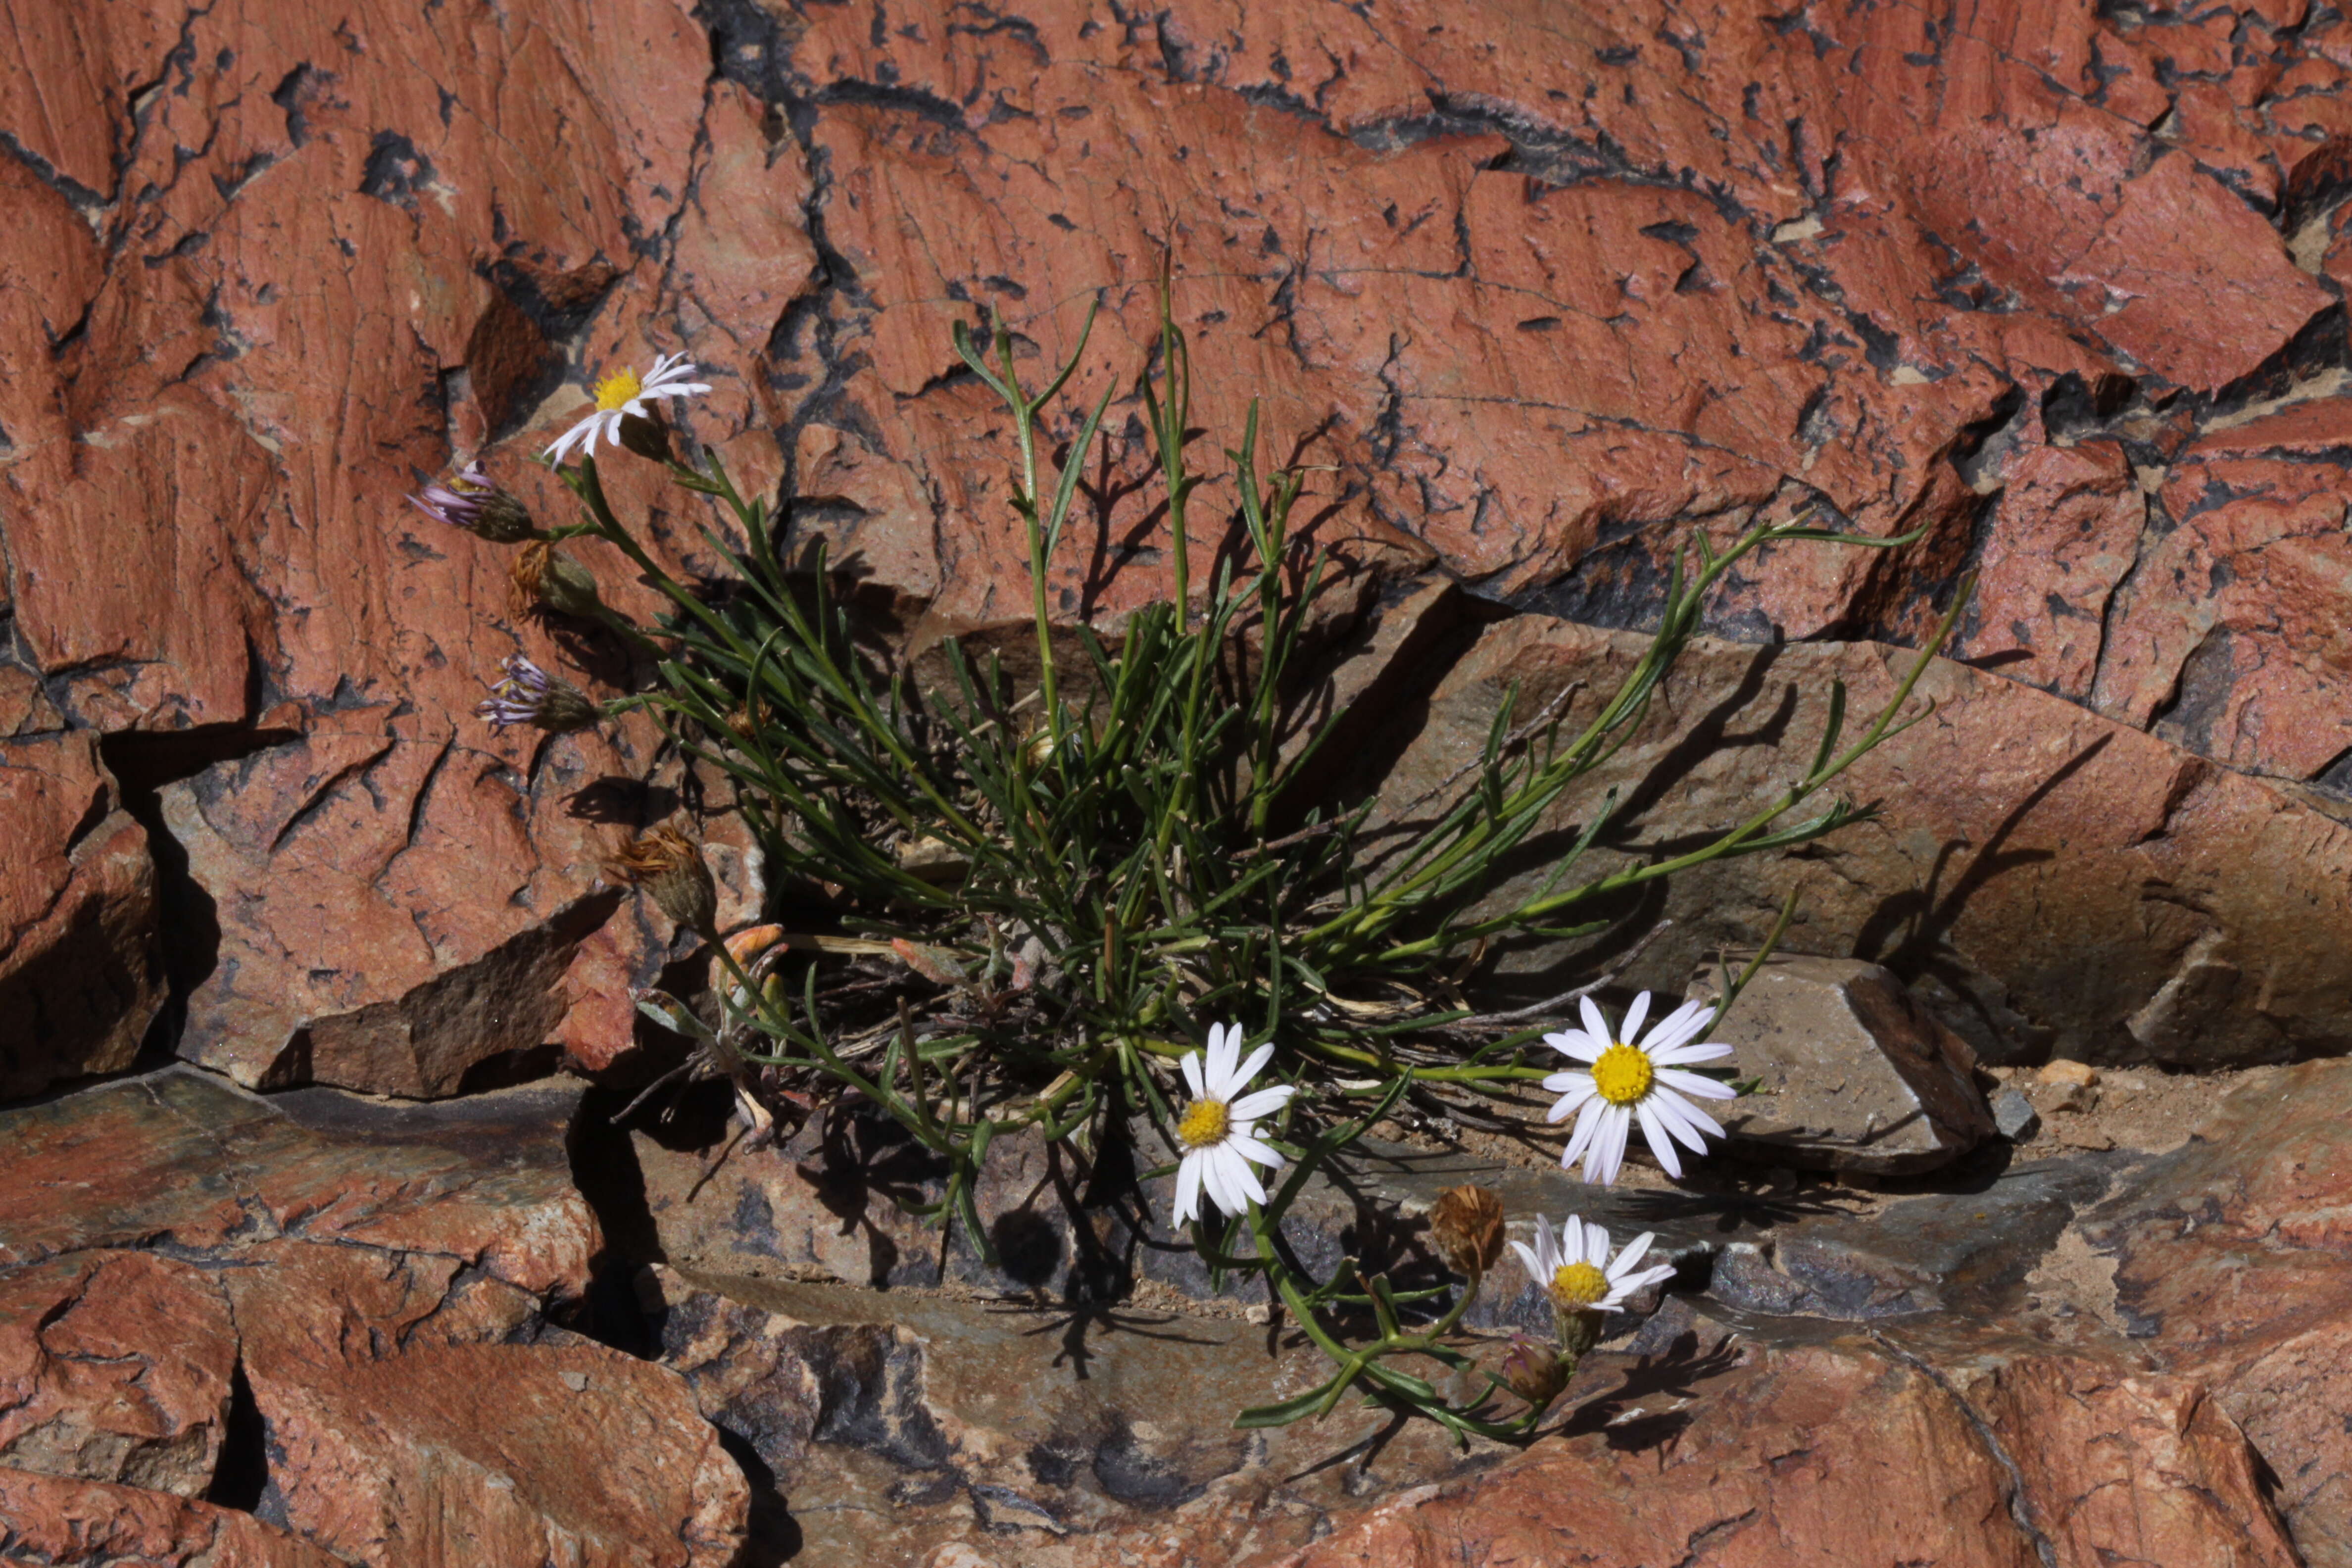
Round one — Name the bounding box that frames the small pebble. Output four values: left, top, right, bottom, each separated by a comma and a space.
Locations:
560, 1370, 589, 1392
1991, 1088, 2040, 1143
2038, 1059, 2100, 1088
2037, 1080, 2099, 1115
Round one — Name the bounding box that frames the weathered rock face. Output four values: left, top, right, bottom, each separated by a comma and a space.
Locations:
1373, 619, 2352, 1068
0, 733, 162, 1100
1252, 1329, 2295, 1568
1697, 955, 1995, 1174
2089, 1058, 2352, 1565
0, 1069, 747, 1567
0, 1469, 345, 1568
9, 0, 2352, 1096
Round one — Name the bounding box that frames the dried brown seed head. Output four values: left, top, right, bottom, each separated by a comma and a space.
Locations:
1428, 1183, 1506, 1277
509, 540, 606, 620
607, 824, 718, 936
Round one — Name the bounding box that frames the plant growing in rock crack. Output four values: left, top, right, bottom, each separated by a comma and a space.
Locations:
412, 281, 1965, 1437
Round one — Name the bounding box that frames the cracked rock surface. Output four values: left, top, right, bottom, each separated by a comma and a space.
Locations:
12, 0, 2352, 1094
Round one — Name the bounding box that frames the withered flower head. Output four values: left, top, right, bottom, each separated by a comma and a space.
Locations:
476, 654, 599, 735
1427, 1184, 1506, 1278
607, 824, 719, 936
1498, 1334, 1570, 1411
409, 461, 539, 543
723, 706, 758, 742
508, 540, 608, 621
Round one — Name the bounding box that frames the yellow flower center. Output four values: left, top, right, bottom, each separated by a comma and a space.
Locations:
1178, 1098, 1230, 1149
593, 367, 644, 412
1551, 1261, 1610, 1309
1590, 1042, 1654, 1106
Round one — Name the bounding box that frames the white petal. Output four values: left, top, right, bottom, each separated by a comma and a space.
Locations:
1609, 1230, 1656, 1277
1224, 1130, 1282, 1169
1228, 1085, 1293, 1121
1219, 1145, 1268, 1207
1648, 1089, 1716, 1153
1581, 1218, 1611, 1268
1180, 1050, 1206, 1100
1532, 1215, 1559, 1274
1625, 1262, 1677, 1293
1636, 1099, 1683, 1178
1619, 990, 1652, 1044
1208, 1023, 1239, 1090
1560, 1095, 1608, 1168
1652, 1083, 1727, 1140
1577, 994, 1612, 1045
1544, 1028, 1605, 1064
1546, 1078, 1598, 1124
1593, 1107, 1632, 1185
1648, 1040, 1735, 1067
1175, 1151, 1203, 1226
544, 417, 592, 464
645, 381, 710, 400
1655, 1068, 1738, 1101
1200, 1145, 1239, 1216
1639, 1001, 1715, 1057
1226, 1041, 1276, 1098
1509, 1238, 1545, 1288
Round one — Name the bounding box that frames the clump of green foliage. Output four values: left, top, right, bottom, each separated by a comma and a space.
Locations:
441, 283, 1957, 1436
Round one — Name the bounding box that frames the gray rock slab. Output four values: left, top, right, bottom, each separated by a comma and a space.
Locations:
1696, 954, 1996, 1174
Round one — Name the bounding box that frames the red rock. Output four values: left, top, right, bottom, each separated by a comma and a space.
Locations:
2096, 401, 2352, 782
1249, 1336, 2293, 1568
0, 1254, 234, 1495
8, 0, 2352, 1100
0, 1468, 343, 1567
2094, 1058, 2352, 1563
0, 733, 162, 1100
246, 1334, 744, 1568
0, 1069, 749, 1565
1382, 620, 2352, 1067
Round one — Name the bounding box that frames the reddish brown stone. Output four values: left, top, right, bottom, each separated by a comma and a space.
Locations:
0, 1069, 749, 1565
0, 733, 161, 1100
1380, 620, 2352, 1067
1248, 1337, 2294, 1568
2093, 1058, 2352, 1564
0, 1468, 343, 1567
0, 1254, 234, 1495
9, 0, 2352, 1100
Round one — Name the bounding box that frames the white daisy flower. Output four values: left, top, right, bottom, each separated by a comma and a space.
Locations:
1511, 1212, 1677, 1314
1171, 1023, 1295, 1225
543, 352, 711, 466
1544, 991, 1736, 1185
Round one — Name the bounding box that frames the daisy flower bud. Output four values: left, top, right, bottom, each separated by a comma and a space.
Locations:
1498, 1333, 1570, 1411
508, 540, 606, 621
544, 353, 710, 466
1427, 1184, 1505, 1278
607, 824, 720, 937
476, 654, 600, 735
407, 461, 539, 543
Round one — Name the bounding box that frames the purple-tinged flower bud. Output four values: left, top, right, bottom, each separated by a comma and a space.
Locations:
1498, 1333, 1570, 1412
476, 654, 600, 735
408, 461, 538, 543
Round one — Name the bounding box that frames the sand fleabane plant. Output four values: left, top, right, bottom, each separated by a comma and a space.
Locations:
1173, 1023, 1295, 1225
410, 277, 1972, 1439
1545, 992, 1736, 1184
